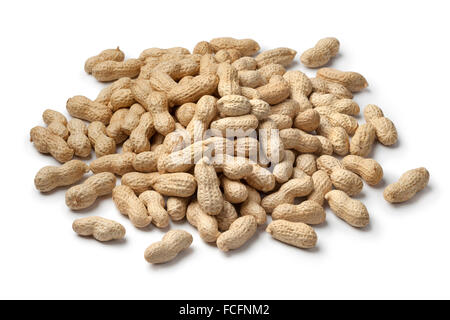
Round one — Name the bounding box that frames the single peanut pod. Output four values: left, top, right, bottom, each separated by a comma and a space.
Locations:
30, 126, 74, 163
153, 57, 200, 81
66, 119, 91, 157
310, 77, 353, 99
383, 168, 429, 203
212, 154, 253, 180
132, 151, 158, 173
266, 220, 317, 249
216, 95, 251, 117
199, 54, 218, 75
87, 121, 116, 157
221, 176, 248, 204
258, 63, 286, 82
342, 155, 383, 186
112, 185, 151, 228
148, 70, 178, 93
145, 92, 175, 136
139, 47, 190, 60
330, 168, 363, 196
210, 114, 259, 136
234, 136, 259, 158
130, 79, 152, 107
315, 107, 358, 136
216, 201, 239, 231
66, 95, 112, 125
317, 117, 349, 156
259, 118, 285, 163
363, 104, 398, 146
308, 170, 333, 205
121, 103, 145, 135
294, 109, 320, 132
273, 150, 295, 183
350, 123, 377, 157
232, 57, 257, 71
268, 114, 292, 130
272, 200, 326, 225
309, 92, 359, 115
144, 230, 193, 264
167, 197, 190, 221
238, 70, 266, 88
96, 77, 133, 105
279, 128, 321, 153
245, 163, 276, 193
255, 48, 297, 67
73, 216, 126, 242
65, 172, 116, 210
105, 109, 129, 144
283, 70, 313, 111
152, 173, 197, 197
256, 75, 290, 105
109, 88, 134, 111
43, 109, 68, 140
249, 99, 270, 120
217, 216, 257, 252
175, 103, 196, 127
194, 158, 223, 216
90, 152, 135, 176
168, 74, 218, 106
316, 155, 344, 174
84, 47, 124, 74
300, 37, 339, 68
92, 59, 142, 82
127, 112, 155, 153
209, 37, 260, 56
215, 49, 242, 63
261, 176, 314, 213
240, 87, 261, 100
315, 135, 334, 156
240, 185, 267, 225
325, 190, 369, 228
270, 100, 299, 119
295, 154, 317, 176
34, 160, 89, 192
186, 95, 217, 142
121, 172, 159, 194
217, 62, 241, 97
193, 41, 214, 55
186, 201, 220, 242
139, 190, 169, 228
317, 68, 368, 92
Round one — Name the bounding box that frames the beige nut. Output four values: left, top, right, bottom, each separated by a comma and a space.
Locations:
139, 190, 170, 228
195, 157, 223, 216
266, 220, 317, 249
67, 95, 112, 125
84, 47, 125, 74
317, 68, 368, 92
167, 197, 190, 221
300, 37, 340, 68
383, 167, 429, 203
217, 216, 257, 252
87, 121, 116, 158
342, 155, 383, 186
186, 201, 220, 243
144, 230, 193, 264
216, 201, 239, 232
30, 126, 74, 163
34, 160, 89, 192
67, 119, 91, 157
240, 185, 267, 225
90, 152, 135, 176
325, 190, 369, 228
43, 109, 69, 140
272, 200, 326, 225
73, 216, 126, 242
112, 185, 151, 228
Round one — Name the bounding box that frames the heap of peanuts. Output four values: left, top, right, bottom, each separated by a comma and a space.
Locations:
31, 37, 430, 264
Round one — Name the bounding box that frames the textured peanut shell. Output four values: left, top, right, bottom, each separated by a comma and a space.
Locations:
193, 41, 214, 55
121, 172, 159, 194
216, 201, 239, 231
309, 92, 359, 115
273, 150, 295, 183
215, 49, 242, 63
217, 62, 241, 97
350, 123, 376, 157
259, 118, 285, 163
270, 99, 299, 118
317, 117, 349, 156
168, 74, 218, 106
145, 92, 175, 136
110, 88, 135, 111
90, 152, 135, 176
186, 201, 220, 242
132, 151, 158, 173
65, 172, 116, 210
43, 109, 68, 140
295, 154, 317, 176
268, 114, 292, 130
186, 95, 217, 141
167, 197, 190, 221
34, 160, 89, 192
152, 173, 197, 197
310, 77, 353, 99
112, 185, 151, 228
128, 112, 155, 153
106, 109, 128, 144
210, 114, 259, 136
221, 176, 248, 204
369, 117, 398, 146
195, 158, 223, 216
217, 216, 257, 252
121, 103, 146, 134
316, 107, 358, 135
255, 48, 297, 67
84, 47, 124, 74
92, 59, 142, 82
272, 200, 326, 225
383, 167, 429, 203
144, 230, 193, 264
66, 96, 112, 125
316, 155, 344, 174
238, 70, 266, 88
258, 64, 286, 82
212, 155, 253, 180
279, 128, 321, 153
73, 216, 126, 242
240, 186, 267, 225
294, 109, 320, 132
30, 126, 74, 163
300, 37, 340, 68
256, 76, 290, 105
307, 170, 333, 205
175, 103, 196, 127
87, 121, 116, 158
209, 37, 260, 56
217, 95, 251, 117
315, 135, 334, 156
317, 68, 368, 92
96, 77, 133, 105
325, 190, 369, 228
266, 220, 317, 249
139, 190, 169, 228
342, 155, 383, 186
232, 57, 257, 71
67, 119, 91, 157
330, 168, 363, 196
245, 164, 276, 193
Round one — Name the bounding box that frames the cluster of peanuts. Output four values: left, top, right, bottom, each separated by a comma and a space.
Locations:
31, 37, 430, 264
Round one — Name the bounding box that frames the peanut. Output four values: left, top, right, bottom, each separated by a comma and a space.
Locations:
84, 47, 124, 74
266, 220, 317, 249
175, 102, 196, 127
139, 47, 190, 61
273, 150, 295, 183
193, 41, 214, 55
67, 119, 91, 157
238, 70, 267, 88
186, 95, 217, 141
294, 109, 320, 132
259, 118, 285, 163
186, 201, 220, 242
232, 57, 257, 71
30, 126, 74, 163
65, 172, 116, 210
128, 112, 155, 153
92, 59, 142, 82
325, 190, 369, 228
317, 117, 349, 156
240, 185, 267, 225
217, 216, 257, 252
90, 152, 135, 176
217, 62, 241, 97
342, 155, 383, 186
212, 154, 253, 180
209, 37, 260, 56
256, 75, 290, 105
350, 123, 377, 157
110, 88, 135, 111
383, 167, 429, 203
268, 114, 292, 130
249, 99, 270, 120
215, 49, 241, 63
245, 163, 276, 193
66, 95, 112, 125
121, 172, 159, 194
300, 37, 339, 68
73, 216, 126, 242
270, 99, 299, 118
130, 79, 152, 106
139, 190, 170, 228
279, 128, 321, 153
43, 109, 68, 140
96, 77, 133, 105
167, 197, 190, 221
194, 157, 223, 215
283, 70, 313, 111
216, 201, 239, 231
132, 151, 158, 173
315, 107, 358, 135
87, 121, 116, 157
34, 160, 89, 192
210, 114, 259, 136
145, 92, 175, 136
144, 230, 193, 264
363, 104, 398, 146
168, 74, 218, 106
315, 135, 334, 156
216, 95, 251, 117
309, 92, 360, 115
152, 173, 197, 197
122, 103, 146, 135
295, 154, 317, 176
221, 176, 248, 204
307, 170, 332, 205
199, 54, 218, 75
317, 68, 368, 92
106, 109, 129, 144
112, 185, 151, 228
310, 77, 353, 99
272, 200, 326, 225
255, 48, 297, 67
258, 63, 286, 82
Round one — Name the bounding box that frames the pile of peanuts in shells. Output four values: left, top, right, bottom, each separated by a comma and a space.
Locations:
31, 37, 430, 264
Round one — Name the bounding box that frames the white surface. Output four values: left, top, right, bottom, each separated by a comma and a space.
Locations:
0, 0, 449, 300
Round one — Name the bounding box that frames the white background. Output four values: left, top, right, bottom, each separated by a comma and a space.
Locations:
0, 0, 448, 300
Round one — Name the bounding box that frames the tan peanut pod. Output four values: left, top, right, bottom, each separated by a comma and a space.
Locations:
309, 92, 360, 115
193, 41, 214, 55
272, 200, 326, 225
139, 190, 169, 228
121, 172, 159, 194
43, 109, 68, 140
210, 114, 259, 136
148, 70, 178, 93
65, 172, 116, 210
175, 103, 196, 127
234, 136, 259, 158
212, 155, 253, 180
109, 88, 134, 111
279, 128, 321, 153
130, 79, 152, 107
266, 220, 317, 249
154, 57, 200, 81
315, 135, 333, 156
383, 168, 429, 203
294, 109, 320, 132
255, 48, 297, 68
270, 99, 299, 118
259, 118, 285, 163
121, 139, 133, 153
92, 59, 142, 82
273, 150, 295, 183
199, 54, 218, 75
310, 77, 353, 99
249, 99, 270, 120
66, 96, 112, 125
186, 95, 217, 141
67, 119, 91, 158
178, 75, 194, 85
316, 155, 344, 174
258, 63, 286, 82
145, 92, 175, 136
217, 95, 251, 117
217, 62, 241, 97
217, 216, 257, 252
221, 176, 248, 204
157, 140, 203, 173
168, 74, 218, 106
342, 155, 383, 186
194, 158, 223, 216
34, 160, 89, 192
127, 112, 155, 153
30, 126, 73, 163
245, 163, 276, 193
152, 173, 197, 197
295, 154, 317, 176
268, 114, 292, 130
300, 37, 340, 68
139, 47, 190, 61
317, 117, 349, 156
216, 201, 239, 231
215, 49, 242, 63
315, 107, 358, 135
256, 75, 290, 105
261, 176, 314, 213
240, 87, 261, 100
87, 121, 116, 157
95, 77, 133, 105
106, 109, 129, 144
308, 170, 333, 205
292, 167, 310, 180
283, 70, 313, 110
240, 185, 267, 225
325, 190, 369, 228
238, 70, 266, 88
132, 151, 158, 173
330, 168, 363, 196
112, 185, 151, 228
84, 47, 125, 74
73, 216, 126, 242
90, 152, 135, 176
350, 123, 376, 157
317, 68, 368, 92
209, 37, 260, 56
161, 125, 189, 153
232, 57, 257, 71
363, 104, 398, 146
144, 230, 193, 264
186, 201, 220, 242
167, 197, 190, 221
121, 103, 146, 135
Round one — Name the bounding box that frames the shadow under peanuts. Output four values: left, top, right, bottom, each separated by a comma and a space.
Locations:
149, 247, 194, 270
221, 228, 262, 258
